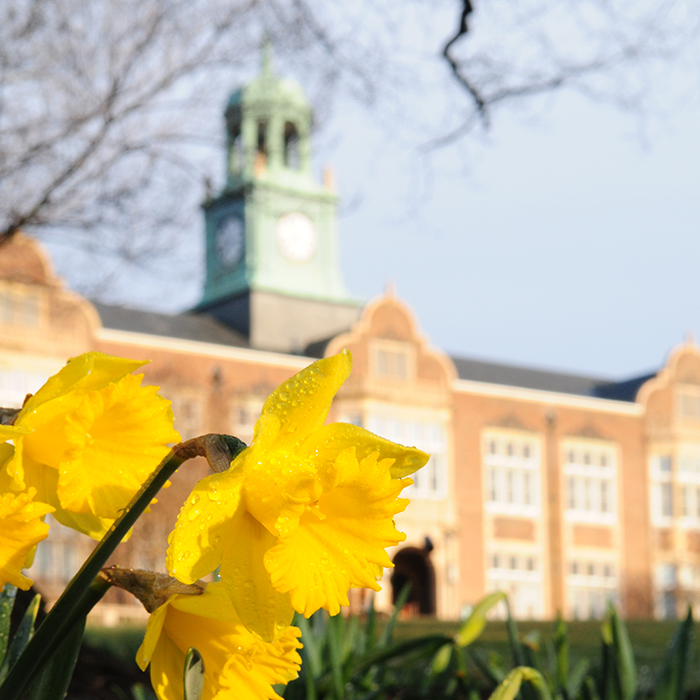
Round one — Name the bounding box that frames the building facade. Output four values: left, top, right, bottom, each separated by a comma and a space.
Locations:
1, 58, 698, 624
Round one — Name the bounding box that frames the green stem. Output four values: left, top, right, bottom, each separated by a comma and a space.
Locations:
0, 446, 187, 700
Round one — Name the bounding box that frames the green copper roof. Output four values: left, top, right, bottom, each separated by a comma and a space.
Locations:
228, 44, 309, 111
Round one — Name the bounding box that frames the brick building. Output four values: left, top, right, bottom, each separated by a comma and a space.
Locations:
2, 57, 698, 623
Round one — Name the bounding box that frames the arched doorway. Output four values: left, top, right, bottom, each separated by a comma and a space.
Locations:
391, 545, 436, 616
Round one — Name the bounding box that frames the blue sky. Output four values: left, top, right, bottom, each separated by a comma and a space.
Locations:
44, 14, 700, 381
324, 87, 700, 379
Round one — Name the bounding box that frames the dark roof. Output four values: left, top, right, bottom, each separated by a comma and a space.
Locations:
451, 355, 655, 403
93, 303, 249, 348
592, 373, 656, 402
304, 335, 336, 359
94, 302, 656, 402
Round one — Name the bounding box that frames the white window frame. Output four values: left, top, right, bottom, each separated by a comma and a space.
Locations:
563, 440, 618, 525
483, 431, 542, 518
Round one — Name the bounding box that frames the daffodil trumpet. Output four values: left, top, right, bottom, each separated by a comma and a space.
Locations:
167, 350, 429, 642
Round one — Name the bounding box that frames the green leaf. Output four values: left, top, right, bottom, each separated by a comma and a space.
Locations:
432, 643, 454, 674
26, 615, 85, 700
583, 676, 602, 700
378, 581, 412, 647
554, 615, 569, 689
183, 647, 205, 700
353, 634, 450, 676
455, 592, 507, 648
0, 584, 17, 668
567, 658, 591, 699
653, 606, 694, 700
327, 614, 345, 700
489, 667, 552, 700
468, 648, 506, 686
0, 593, 40, 683
505, 598, 526, 668
607, 605, 636, 700
365, 595, 377, 652
296, 613, 324, 680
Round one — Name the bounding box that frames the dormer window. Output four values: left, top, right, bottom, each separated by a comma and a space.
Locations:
372, 340, 411, 380
679, 388, 700, 419
284, 122, 300, 170
0, 284, 40, 327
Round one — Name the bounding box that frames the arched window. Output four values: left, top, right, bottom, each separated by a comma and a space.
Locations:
284, 121, 300, 170
256, 121, 267, 157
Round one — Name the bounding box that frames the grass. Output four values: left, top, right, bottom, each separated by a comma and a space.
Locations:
83, 616, 700, 690
393, 617, 698, 690
83, 624, 147, 664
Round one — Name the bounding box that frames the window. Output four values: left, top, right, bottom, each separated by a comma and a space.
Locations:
31, 516, 83, 584
654, 564, 678, 619
679, 391, 700, 419
563, 440, 617, 524
567, 558, 618, 619
650, 455, 674, 524
366, 415, 447, 499
671, 446, 700, 528
231, 395, 265, 444
256, 121, 267, 156
284, 122, 300, 169
0, 368, 51, 408
372, 343, 410, 380
483, 431, 541, 517
487, 550, 543, 619
0, 285, 41, 327
170, 396, 202, 441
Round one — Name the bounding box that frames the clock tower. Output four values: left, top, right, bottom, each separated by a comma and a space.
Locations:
199, 47, 361, 352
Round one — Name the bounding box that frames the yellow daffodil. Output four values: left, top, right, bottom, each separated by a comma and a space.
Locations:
0, 441, 54, 590
137, 582, 302, 700
167, 350, 428, 641
2, 352, 180, 540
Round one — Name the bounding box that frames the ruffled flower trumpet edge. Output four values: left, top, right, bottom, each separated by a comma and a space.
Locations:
166, 350, 429, 641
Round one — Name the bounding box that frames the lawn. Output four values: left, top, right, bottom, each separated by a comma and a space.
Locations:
84, 616, 699, 692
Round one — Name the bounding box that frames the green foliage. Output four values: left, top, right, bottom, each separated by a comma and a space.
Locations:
0, 585, 151, 700
285, 592, 697, 700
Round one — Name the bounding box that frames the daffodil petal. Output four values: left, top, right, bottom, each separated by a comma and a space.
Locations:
137, 601, 170, 670
299, 423, 429, 479
0, 488, 53, 590
20, 352, 146, 415
255, 351, 352, 450
56, 375, 178, 519
264, 452, 409, 617
218, 626, 303, 700
167, 468, 245, 584
20, 455, 122, 540
220, 511, 294, 643
149, 632, 188, 700
140, 584, 301, 700
0, 425, 26, 441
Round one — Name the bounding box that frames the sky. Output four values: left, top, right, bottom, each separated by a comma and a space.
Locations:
326, 88, 700, 380
43, 7, 700, 383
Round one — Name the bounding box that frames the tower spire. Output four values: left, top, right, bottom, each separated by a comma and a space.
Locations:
261, 38, 274, 78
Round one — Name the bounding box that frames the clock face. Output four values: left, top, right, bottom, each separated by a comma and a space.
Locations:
275, 212, 318, 263
216, 216, 244, 268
